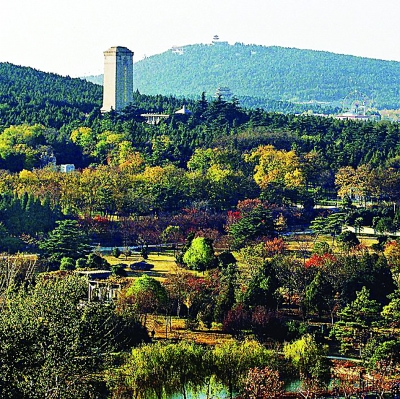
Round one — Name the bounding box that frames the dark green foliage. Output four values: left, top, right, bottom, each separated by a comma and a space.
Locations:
0, 193, 60, 236
0, 223, 24, 253
214, 263, 238, 322
331, 286, 382, 356
339, 286, 381, 326
38, 220, 91, 265
363, 339, 400, 370
229, 206, 275, 250
286, 320, 309, 341
86, 252, 110, 269
241, 261, 279, 310
110, 263, 128, 277
216, 251, 237, 268
111, 247, 121, 258
75, 257, 87, 269
304, 271, 334, 317
341, 252, 395, 305
0, 274, 149, 398
0, 62, 101, 130
337, 230, 360, 249
374, 216, 397, 234
140, 246, 149, 259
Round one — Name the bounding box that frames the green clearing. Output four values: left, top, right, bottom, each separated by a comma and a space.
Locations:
104, 250, 200, 281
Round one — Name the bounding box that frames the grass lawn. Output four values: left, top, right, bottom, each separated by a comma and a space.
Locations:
147, 314, 235, 345
285, 233, 379, 255
103, 250, 199, 282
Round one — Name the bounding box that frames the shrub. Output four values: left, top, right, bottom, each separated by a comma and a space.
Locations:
140, 247, 149, 259
111, 263, 127, 277
111, 247, 121, 259
337, 230, 360, 249
75, 258, 87, 269
59, 257, 75, 271
86, 253, 110, 269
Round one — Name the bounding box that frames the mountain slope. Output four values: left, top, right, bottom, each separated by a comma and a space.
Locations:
108, 43, 396, 109
0, 63, 102, 129
133, 43, 400, 109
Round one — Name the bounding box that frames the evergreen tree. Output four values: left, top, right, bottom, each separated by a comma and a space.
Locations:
39, 220, 91, 266
304, 271, 334, 317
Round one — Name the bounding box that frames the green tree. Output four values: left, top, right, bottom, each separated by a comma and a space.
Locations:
381, 290, 400, 330
0, 223, 23, 253
39, 219, 91, 266
86, 252, 110, 269
59, 256, 75, 271
182, 236, 216, 271
0, 273, 148, 399
304, 270, 334, 317
122, 274, 168, 325
332, 286, 381, 356
310, 212, 345, 244
117, 341, 208, 399
111, 247, 121, 258
161, 225, 183, 252
213, 340, 271, 399
240, 261, 279, 310
337, 230, 360, 251
229, 205, 274, 250
283, 334, 331, 388
339, 285, 381, 326
110, 263, 128, 277
214, 263, 238, 322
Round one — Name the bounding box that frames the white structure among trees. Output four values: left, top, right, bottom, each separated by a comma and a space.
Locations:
101, 46, 134, 112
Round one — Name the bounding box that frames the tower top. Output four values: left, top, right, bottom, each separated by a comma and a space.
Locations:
104, 46, 134, 56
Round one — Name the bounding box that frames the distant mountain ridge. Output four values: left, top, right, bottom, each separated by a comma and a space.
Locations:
85, 43, 400, 110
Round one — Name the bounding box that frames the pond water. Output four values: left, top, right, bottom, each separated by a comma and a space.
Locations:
170, 386, 230, 399
168, 380, 397, 399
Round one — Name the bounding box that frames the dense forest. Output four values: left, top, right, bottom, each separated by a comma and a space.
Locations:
86, 42, 400, 110
0, 62, 102, 130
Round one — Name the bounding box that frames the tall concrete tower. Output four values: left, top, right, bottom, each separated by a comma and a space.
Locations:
101, 46, 134, 112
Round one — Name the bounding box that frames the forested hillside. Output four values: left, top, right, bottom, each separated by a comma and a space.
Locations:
134, 43, 400, 109
85, 42, 400, 110
0, 63, 102, 130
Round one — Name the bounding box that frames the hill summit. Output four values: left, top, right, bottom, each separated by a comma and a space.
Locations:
87, 42, 400, 110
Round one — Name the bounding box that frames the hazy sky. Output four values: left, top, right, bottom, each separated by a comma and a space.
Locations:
1, 0, 399, 77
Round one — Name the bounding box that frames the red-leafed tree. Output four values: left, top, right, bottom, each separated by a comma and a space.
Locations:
305, 253, 337, 269
241, 367, 284, 399
264, 237, 287, 257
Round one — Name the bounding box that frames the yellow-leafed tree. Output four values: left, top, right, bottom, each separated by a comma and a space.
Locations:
245, 145, 305, 202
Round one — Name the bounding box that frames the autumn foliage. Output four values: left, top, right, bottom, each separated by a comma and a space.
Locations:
305, 253, 337, 269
